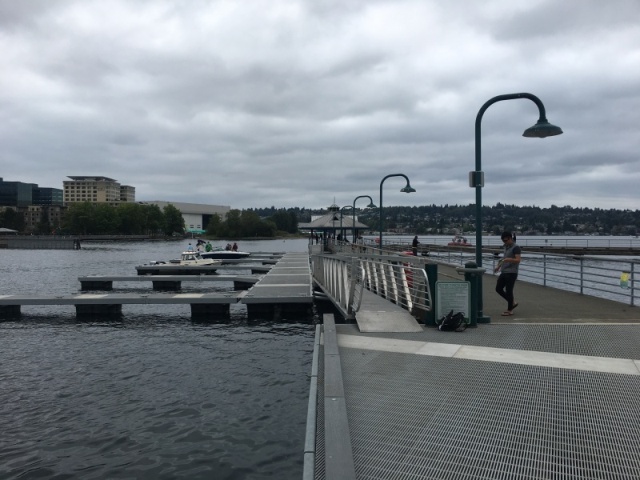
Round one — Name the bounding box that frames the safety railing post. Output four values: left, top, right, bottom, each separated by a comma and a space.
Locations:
631, 262, 636, 307
424, 263, 438, 326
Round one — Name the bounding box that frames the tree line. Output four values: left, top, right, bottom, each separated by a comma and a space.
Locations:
0, 203, 301, 237
4, 202, 638, 237
356, 203, 640, 235
205, 209, 299, 238
60, 202, 186, 235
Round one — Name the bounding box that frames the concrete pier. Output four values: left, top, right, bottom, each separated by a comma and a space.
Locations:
308, 266, 640, 479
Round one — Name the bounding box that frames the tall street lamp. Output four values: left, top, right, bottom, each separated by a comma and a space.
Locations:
471, 92, 563, 322
379, 174, 416, 249
352, 195, 376, 243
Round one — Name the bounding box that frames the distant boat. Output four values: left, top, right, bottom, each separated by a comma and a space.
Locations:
448, 235, 472, 246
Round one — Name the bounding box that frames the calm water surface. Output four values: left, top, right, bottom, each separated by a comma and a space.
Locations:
0, 239, 315, 479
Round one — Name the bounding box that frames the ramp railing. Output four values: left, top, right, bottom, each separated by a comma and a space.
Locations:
311, 253, 432, 320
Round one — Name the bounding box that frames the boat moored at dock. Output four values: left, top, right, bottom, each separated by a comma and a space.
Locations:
136, 251, 222, 275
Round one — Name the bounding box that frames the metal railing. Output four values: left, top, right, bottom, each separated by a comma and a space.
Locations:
428, 250, 639, 307
367, 236, 640, 249
311, 251, 432, 319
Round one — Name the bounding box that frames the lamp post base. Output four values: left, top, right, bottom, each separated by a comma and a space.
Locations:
477, 315, 491, 324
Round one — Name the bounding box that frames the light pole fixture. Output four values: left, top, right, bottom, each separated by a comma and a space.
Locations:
471, 92, 563, 322
352, 195, 376, 243
379, 174, 416, 249
339, 205, 353, 241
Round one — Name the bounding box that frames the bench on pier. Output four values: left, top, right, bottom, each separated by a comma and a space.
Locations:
78, 275, 262, 291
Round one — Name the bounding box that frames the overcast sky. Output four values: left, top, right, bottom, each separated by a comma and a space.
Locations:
2, 0, 639, 211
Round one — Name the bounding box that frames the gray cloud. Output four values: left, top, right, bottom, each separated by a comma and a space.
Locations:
1, 0, 639, 210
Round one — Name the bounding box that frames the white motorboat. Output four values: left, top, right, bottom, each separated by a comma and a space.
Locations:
136, 251, 221, 275
151, 251, 221, 266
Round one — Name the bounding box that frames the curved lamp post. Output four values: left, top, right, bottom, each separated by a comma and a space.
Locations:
352, 195, 376, 243
379, 174, 416, 249
339, 205, 353, 241
472, 92, 563, 322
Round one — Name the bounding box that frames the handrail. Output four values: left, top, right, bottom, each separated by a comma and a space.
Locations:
311, 252, 432, 319
425, 250, 638, 307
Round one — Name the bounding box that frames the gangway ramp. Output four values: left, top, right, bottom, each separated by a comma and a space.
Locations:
356, 290, 423, 332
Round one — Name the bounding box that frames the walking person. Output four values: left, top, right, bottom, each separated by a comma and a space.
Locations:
494, 231, 521, 316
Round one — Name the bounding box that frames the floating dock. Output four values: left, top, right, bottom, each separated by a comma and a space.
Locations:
0, 252, 313, 321
78, 274, 262, 291
240, 252, 314, 319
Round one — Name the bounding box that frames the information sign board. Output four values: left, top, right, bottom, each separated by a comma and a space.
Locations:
435, 281, 470, 321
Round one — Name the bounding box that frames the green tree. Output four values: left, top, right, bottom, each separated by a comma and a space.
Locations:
205, 214, 222, 236
163, 204, 185, 235
93, 204, 119, 234
117, 203, 145, 234
223, 210, 242, 237
143, 204, 165, 235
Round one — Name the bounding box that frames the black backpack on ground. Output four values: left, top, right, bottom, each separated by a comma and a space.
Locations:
437, 310, 467, 332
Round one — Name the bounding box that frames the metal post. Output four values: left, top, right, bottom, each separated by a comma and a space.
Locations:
352, 195, 375, 244
631, 262, 636, 307
473, 92, 562, 324
424, 263, 438, 326
379, 173, 415, 250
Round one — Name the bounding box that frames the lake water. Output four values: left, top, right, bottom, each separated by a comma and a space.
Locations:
0, 238, 315, 480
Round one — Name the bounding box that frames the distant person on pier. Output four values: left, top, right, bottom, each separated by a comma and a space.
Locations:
412, 236, 419, 256
494, 231, 521, 316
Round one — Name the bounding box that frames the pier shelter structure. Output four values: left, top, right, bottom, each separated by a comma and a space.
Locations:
300, 204, 370, 249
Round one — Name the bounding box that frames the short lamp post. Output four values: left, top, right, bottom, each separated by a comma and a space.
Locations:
352, 195, 376, 243
471, 92, 563, 323
379, 174, 416, 249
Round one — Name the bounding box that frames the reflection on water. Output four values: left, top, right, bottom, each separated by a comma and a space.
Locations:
0, 239, 315, 480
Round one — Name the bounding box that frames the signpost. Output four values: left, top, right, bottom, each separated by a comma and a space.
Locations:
435, 281, 471, 322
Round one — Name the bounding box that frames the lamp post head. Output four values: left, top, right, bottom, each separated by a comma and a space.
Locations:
400, 185, 416, 193
522, 119, 563, 138
367, 202, 377, 208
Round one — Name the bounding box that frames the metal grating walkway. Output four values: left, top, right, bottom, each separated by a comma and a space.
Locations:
335, 323, 640, 360
315, 324, 640, 479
